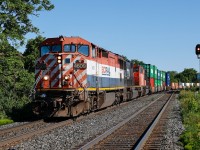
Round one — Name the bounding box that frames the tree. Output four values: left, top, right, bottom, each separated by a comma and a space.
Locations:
169, 71, 179, 83
0, 0, 54, 47
0, 0, 54, 119
169, 68, 197, 83
179, 68, 197, 83
131, 59, 145, 65
23, 36, 45, 72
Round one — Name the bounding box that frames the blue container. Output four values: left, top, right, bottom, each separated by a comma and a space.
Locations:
165, 72, 170, 86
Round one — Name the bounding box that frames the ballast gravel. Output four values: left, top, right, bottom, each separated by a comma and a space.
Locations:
9, 93, 184, 150
161, 94, 184, 150
0, 122, 28, 130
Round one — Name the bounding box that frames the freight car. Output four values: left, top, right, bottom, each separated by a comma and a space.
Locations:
32, 36, 170, 117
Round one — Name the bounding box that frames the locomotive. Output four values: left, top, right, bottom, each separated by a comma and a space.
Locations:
32, 36, 139, 117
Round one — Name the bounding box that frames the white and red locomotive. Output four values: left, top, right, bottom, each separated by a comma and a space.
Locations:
32, 36, 139, 117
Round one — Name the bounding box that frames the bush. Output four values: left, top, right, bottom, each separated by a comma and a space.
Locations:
179, 90, 200, 149
0, 119, 14, 126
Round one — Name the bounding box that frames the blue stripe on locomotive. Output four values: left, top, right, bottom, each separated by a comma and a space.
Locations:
87, 75, 124, 88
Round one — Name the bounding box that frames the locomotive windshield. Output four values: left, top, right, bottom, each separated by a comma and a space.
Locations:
40, 45, 62, 56
41, 46, 50, 56
52, 45, 62, 52
64, 44, 76, 52
78, 45, 89, 56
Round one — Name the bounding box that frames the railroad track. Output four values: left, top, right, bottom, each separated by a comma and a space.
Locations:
0, 93, 165, 150
0, 119, 73, 149
77, 92, 174, 150
141, 92, 178, 150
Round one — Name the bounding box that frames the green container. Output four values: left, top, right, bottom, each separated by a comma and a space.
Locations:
157, 80, 161, 86
155, 79, 158, 86
157, 69, 161, 80
141, 64, 151, 78
162, 71, 166, 81
150, 65, 154, 78
153, 65, 157, 79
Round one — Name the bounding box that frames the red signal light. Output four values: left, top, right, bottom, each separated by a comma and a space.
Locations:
195, 44, 200, 55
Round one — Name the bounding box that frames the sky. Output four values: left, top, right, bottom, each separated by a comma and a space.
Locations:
24, 0, 200, 73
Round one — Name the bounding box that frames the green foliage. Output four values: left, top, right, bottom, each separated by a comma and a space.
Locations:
0, 0, 54, 121
0, 0, 54, 47
23, 36, 45, 72
169, 68, 197, 83
131, 59, 145, 65
179, 91, 200, 149
0, 46, 34, 119
0, 119, 14, 126
169, 71, 179, 82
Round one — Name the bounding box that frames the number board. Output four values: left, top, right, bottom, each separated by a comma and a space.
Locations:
74, 63, 87, 69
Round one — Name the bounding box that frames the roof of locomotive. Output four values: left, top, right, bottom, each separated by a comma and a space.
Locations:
41, 36, 129, 62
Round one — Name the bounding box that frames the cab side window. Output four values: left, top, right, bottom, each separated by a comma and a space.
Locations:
92, 45, 96, 58
78, 45, 89, 56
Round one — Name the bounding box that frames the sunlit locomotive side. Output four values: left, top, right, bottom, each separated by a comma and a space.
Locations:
32, 36, 136, 117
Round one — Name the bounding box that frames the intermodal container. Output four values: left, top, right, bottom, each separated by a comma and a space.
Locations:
162, 71, 166, 82
158, 80, 162, 91
157, 69, 161, 80
185, 83, 190, 88
165, 72, 170, 86
150, 65, 154, 78
150, 77, 155, 92
171, 82, 175, 89
154, 79, 157, 92
153, 65, 157, 79
140, 64, 148, 78
140, 64, 154, 79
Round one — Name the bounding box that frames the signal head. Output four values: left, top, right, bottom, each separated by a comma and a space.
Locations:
195, 44, 200, 55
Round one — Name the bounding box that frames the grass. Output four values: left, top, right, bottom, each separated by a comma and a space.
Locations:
0, 118, 14, 126
179, 90, 200, 150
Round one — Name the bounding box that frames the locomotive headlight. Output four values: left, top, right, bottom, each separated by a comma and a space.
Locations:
57, 59, 62, 63
64, 75, 70, 80
41, 93, 46, 98
57, 55, 62, 63
43, 75, 49, 80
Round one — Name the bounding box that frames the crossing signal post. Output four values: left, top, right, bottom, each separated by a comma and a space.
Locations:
195, 44, 200, 91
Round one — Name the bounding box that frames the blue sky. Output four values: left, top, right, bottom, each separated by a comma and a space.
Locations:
25, 0, 200, 73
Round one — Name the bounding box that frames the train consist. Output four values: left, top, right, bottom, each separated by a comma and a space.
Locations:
32, 36, 171, 117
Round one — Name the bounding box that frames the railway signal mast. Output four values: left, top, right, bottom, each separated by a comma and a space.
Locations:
195, 44, 200, 91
